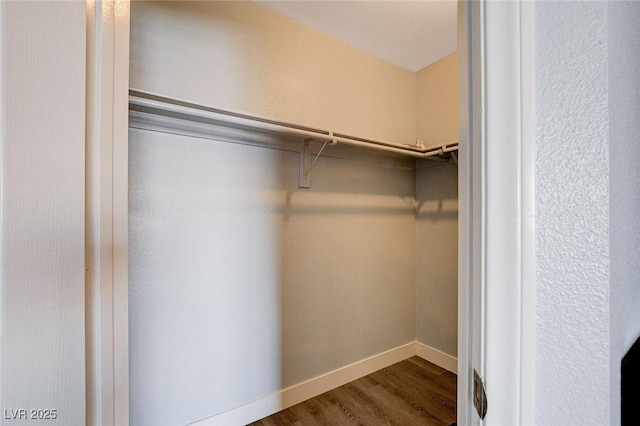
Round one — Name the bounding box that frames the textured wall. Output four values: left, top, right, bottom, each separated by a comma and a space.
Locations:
0, 2, 87, 424
609, 2, 640, 425
535, 2, 610, 424
128, 130, 416, 425
130, 1, 417, 144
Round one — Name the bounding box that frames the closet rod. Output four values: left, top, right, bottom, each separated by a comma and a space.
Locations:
129, 90, 458, 159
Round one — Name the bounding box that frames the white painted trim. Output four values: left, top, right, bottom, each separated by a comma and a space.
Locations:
85, 1, 130, 424
458, 2, 536, 425
189, 342, 417, 426
112, 3, 130, 425
457, 1, 483, 425
482, 1, 536, 425
416, 342, 458, 374
518, 2, 536, 424
187, 341, 458, 426
484, 1, 522, 423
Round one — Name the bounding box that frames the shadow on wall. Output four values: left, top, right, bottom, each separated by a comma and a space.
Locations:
128, 1, 432, 423
415, 161, 459, 358
416, 161, 459, 220
128, 128, 418, 425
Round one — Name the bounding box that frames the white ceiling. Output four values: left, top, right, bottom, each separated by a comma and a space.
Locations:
253, 0, 458, 73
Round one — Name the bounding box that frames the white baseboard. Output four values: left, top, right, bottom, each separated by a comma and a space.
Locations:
415, 341, 458, 374
190, 342, 415, 426
189, 340, 457, 426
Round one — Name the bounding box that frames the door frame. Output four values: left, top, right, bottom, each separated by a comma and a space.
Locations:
85, 1, 130, 424
456, 1, 483, 424
458, 1, 537, 425
87, 1, 537, 424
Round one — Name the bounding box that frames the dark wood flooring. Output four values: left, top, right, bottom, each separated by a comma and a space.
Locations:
248, 356, 456, 426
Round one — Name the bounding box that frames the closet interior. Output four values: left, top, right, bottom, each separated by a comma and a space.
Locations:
127, 1, 460, 425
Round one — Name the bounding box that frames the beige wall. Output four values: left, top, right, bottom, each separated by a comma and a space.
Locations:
129, 1, 459, 422
416, 53, 459, 146
130, 0, 417, 144
128, 129, 417, 425
415, 163, 458, 357
415, 53, 459, 357
129, 2, 418, 423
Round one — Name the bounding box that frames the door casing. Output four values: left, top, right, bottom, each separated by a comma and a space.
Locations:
86, 1, 537, 424
458, 1, 537, 425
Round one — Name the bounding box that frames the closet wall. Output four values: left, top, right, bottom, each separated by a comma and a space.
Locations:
129, 2, 419, 424
129, 1, 417, 143
415, 54, 459, 358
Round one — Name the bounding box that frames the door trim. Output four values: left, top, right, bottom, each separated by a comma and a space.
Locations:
456, 1, 482, 424
458, 1, 536, 424
85, 1, 130, 424
88, 1, 537, 424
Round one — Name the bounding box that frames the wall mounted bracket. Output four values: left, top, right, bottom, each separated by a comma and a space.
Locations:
298, 135, 337, 188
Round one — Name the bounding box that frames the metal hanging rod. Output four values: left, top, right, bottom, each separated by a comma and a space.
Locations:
128, 90, 458, 159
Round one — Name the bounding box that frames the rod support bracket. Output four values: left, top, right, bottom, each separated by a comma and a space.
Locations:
299, 139, 312, 188
299, 137, 333, 188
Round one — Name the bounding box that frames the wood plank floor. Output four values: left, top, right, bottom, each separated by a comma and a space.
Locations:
248, 356, 456, 426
